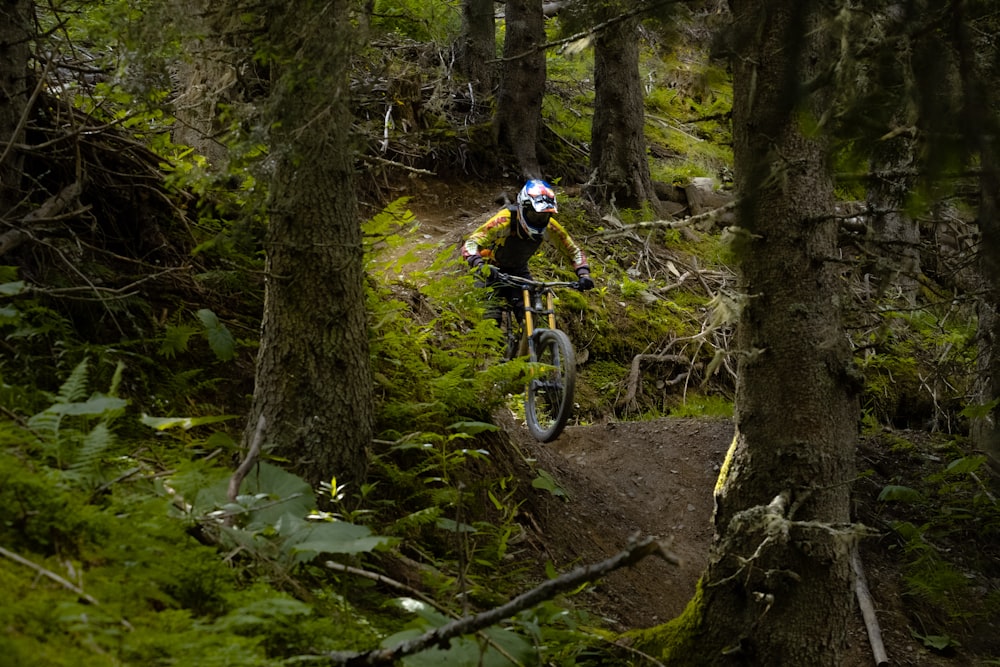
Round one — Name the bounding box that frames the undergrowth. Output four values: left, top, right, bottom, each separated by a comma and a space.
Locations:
3, 2, 998, 665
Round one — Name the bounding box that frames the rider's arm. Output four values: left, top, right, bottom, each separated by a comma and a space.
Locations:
462, 210, 511, 267
545, 219, 589, 272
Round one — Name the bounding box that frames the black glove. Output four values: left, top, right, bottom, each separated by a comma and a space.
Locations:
471, 256, 498, 280
576, 269, 594, 291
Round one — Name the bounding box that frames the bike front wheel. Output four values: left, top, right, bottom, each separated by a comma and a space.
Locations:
525, 328, 576, 442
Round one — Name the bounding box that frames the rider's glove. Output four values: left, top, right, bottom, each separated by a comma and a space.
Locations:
576, 268, 594, 291
471, 256, 498, 280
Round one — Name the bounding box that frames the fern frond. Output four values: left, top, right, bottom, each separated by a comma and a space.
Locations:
56, 358, 90, 404
65, 421, 116, 487
26, 409, 61, 447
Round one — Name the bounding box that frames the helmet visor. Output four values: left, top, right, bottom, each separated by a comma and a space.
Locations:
527, 194, 557, 214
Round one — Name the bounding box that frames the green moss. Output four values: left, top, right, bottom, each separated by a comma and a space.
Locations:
669, 395, 733, 418
627, 576, 707, 663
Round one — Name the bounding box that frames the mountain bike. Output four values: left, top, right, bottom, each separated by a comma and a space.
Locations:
494, 273, 581, 442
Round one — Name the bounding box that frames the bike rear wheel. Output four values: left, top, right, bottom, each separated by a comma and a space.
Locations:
525, 328, 576, 442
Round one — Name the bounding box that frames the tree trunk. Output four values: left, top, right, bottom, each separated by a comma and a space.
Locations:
657, 3, 859, 664
170, 1, 238, 169
955, 4, 1000, 476
975, 146, 1000, 476
864, 9, 920, 306
457, 0, 497, 99
0, 0, 32, 217
588, 13, 658, 209
241, 0, 373, 496
867, 130, 920, 305
494, 0, 546, 178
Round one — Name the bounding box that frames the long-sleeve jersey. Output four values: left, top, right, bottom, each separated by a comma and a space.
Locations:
461, 207, 588, 274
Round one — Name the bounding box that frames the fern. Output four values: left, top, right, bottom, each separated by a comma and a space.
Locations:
23, 358, 128, 474
55, 358, 91, 404
64, 421, 116, 489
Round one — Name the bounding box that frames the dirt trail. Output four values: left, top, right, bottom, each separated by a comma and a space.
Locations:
397, 183, 735, 626
503, 415, 733, 629
396, 185, 995, 665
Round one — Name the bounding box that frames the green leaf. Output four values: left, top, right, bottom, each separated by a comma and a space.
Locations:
48, 396, 128, 416
878, 485, 924, 502
140, 413, 239, 430
288, 520, 392, 561
448, 421, 499, 435
959, 398, 1000, 420
0, 280, 26, 296
532, 469, 569, 499
910, 627, 959, 651
437, 517, 477, 533
197, 308, 235, 361
944, 455, 986, 475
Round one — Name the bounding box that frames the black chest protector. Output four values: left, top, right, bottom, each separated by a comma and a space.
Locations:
490, 206, 544, 273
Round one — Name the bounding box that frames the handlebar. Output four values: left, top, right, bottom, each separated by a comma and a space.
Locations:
493, 271, 581, 291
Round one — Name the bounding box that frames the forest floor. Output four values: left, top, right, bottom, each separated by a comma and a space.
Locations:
391, 179, 997, 667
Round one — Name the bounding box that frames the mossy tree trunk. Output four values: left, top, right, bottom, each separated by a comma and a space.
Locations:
588, 10, 658, 209
655, 2, 859, 664
0, 0, 31, 218
240, 0, 373, 496
494, 0, 546, 178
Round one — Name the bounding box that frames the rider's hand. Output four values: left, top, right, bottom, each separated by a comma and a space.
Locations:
576, 270, 594, 291
472, 257, 497, 280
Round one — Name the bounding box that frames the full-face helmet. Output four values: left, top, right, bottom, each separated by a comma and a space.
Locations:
516, 179, 557, 240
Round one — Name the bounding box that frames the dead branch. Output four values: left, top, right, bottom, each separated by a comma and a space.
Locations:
226, 415, 266, 524
0, 180, 83, 257
851, 547, 889, 667
589, 200, 739, 240
325, 559, 523, 666
622, 352, 690, 408
0, 544, 100, 606
329, 535, 679, 666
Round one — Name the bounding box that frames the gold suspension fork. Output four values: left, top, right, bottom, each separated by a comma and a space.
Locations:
546, 291, 556, 329
522, 288, 534, 336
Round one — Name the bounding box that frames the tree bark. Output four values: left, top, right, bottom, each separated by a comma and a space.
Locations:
457, 0, 497, 99
494, 0, 546, 178
867, 129, 920, 305
657, 2, 859, 664
955, 4, 1000, 476
241, 0, 373, 496
170, 1, 235, 169
588, 12, 658, 209
0, 0, 32, 218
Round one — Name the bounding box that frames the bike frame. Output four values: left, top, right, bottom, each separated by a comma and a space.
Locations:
497, 274, 578, 357
493, 272, 581, 442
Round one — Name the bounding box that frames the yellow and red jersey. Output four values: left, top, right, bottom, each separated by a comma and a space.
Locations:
461, 207, 588, 274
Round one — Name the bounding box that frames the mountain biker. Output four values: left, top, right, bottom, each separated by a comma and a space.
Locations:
461, 179, 594, 324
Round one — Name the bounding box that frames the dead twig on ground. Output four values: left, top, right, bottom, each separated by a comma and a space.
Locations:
852, 547, 889, 667
588, 200, 739, 241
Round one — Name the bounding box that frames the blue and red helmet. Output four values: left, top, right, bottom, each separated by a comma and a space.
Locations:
517, 179, 557, 239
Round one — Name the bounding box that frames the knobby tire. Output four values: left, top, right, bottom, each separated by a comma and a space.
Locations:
525, 328, 576, 442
